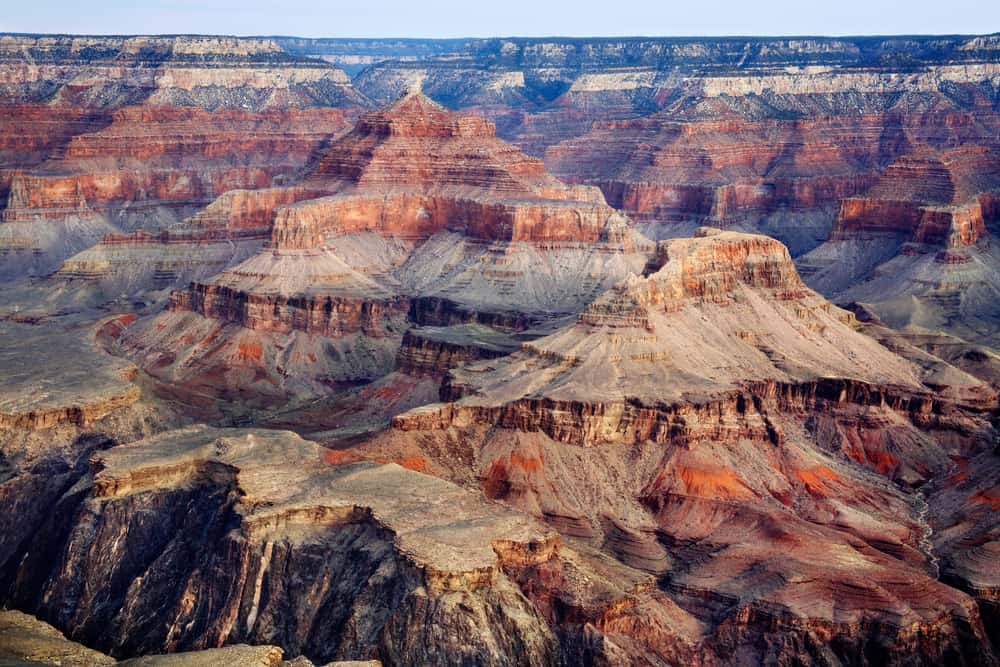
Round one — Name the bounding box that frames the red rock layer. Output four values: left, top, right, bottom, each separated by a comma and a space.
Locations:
545, 114, 897, 224
545, 107, 1000, 245
2, 106, 352, 223
165, 93, 632, 340
313, 93, 554, 193
403, 378, 956, 448
169, 285, 408, 338
269, 193, 617, 249
831, 145, 1000, 248
0, 104, 108, 200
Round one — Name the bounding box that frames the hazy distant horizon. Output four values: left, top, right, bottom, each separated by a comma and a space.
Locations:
2, 0, 998, 40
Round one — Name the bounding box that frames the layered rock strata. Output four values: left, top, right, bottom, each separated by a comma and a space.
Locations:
0, 320, 140, 430
800, 145, 1000, 346
0, 609, 384, 666
352, 230, 1000, 664
0, 35, 364, 110
393, 324, 519, 378
0, 106, 354, 278
3, 426, 559, 665
125, 94, 650, 409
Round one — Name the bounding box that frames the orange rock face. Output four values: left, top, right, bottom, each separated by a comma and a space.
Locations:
545, 114, 895, 223
545, 105, 1000, 257
169, 285, 409, 337
164, 93, 636, 342
2, 106, 353, 222
7, 33, 1000, 667
831, 146, 1000, 249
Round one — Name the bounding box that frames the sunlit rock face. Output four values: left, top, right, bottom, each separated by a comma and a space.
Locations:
118, 94, 650, 409
0, 34, 363, 277
3, 426, 559, 665
3, 32, 1000, 667
357, 230, 999, 665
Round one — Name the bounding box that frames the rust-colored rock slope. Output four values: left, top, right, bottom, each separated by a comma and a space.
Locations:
113, 92, 649, 409
2, 32, 1000, 667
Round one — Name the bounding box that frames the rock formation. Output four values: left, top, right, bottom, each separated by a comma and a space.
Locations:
800, 145, 1000, 347
117, 93, 650, 411
4, 31, 1000, 667
3, 426, 559, 665
351, 230, 1000, 664
0, 609, 383, 666
0, 34, 363, 277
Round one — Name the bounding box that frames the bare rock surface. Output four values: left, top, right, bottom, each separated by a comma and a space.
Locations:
4, 425, 560, 665
356, 229, 1000, 664
0, 610, 115, 666
114, 94, 652, 412
0, 321, 139, 430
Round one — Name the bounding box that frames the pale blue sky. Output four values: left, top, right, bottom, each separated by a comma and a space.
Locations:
1, 0, 997, 38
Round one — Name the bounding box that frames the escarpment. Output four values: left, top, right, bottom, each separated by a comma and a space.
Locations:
800, 144, 1000, 347
828, 146, 1000, 247
119, 93, 650, 409
396, 325, 520, 377
0, 35, 365, 110
0, 34, 363, 277
2, 426, 560, 666
6, 31, 1000, 667
353, 229, 1000, 664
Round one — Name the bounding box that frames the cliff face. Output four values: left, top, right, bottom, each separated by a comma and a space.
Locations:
0, 34, 363, 278
351, 230, 1000, 665
545, 104, 1000, 254
170, 284, 408, 338
5, 32, 1000, 667
267, 193, 617, 249
3, 426, 560, 665
333, 35, 1000, 107
829, 146, 1000, 246
0, 35, 364, 109
0, 106, 354, 278
799, 144, 1000, 348
396, 324, 520, 377
125, 94, 650, 409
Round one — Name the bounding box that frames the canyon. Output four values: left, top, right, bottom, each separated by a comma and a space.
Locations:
1, 31, 999, 667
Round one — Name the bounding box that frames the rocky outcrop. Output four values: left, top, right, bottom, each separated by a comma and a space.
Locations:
0, 610, 116, 666
268, 193, 619, 249
545, 105, 1000, 256
129, 94, 650, 410
350, 230, 999, 664
1, 106, 352, 225
170, 284, 408, 338
3, 426, 559, 665
0, 33, 363, 278
0, 106, 355, 278
800, 145, 1000, 347
0, 609, 385, 666
829, 146, 1000, 248
0, 320, 140, 430
396, 324, 519, 377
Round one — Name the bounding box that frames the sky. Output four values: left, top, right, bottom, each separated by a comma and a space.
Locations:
1, 0, 998, 38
